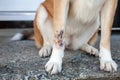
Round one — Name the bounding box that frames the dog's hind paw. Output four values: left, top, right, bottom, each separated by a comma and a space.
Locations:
39, 45, 52, 57
89, 46, 99, 56
81, 44, 99, 56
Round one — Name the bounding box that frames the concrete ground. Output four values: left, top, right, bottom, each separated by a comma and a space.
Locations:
0, 29, 120, 80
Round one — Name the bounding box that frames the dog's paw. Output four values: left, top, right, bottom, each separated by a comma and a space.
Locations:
81, 44, 99, 56
84, 45, 99, 56
99, 46, 117, 72
89, 47, 99, 56
39, 45, 52, 57
45, 45, 64, 74
45, 59, 62, 74
100, 59, 117, 72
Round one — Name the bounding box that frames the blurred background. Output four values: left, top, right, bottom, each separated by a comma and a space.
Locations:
0, 0, 44, 44
0, 0, 44, 28
0, 0, 119, 29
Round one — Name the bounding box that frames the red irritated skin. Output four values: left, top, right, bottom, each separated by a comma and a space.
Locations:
54, 30, 64, 48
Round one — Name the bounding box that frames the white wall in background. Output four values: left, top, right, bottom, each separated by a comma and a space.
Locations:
0, 0, 45, 11
0, 0, 45, 21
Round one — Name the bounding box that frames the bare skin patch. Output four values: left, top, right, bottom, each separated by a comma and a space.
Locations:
54, 30, 64, 48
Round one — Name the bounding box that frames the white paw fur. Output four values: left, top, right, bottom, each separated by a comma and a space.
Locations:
39, 45, 52, 57
45, 45, 64, 74
99, 47, 117, 72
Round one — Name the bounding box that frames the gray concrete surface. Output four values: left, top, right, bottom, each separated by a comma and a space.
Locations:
0, 29, 120, 80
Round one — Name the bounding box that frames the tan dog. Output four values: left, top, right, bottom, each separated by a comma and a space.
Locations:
34, 0, 118, 74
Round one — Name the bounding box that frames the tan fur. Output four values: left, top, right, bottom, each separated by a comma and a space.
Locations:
100, 0, 118, 50
42, 0, 53, 18
88, 31, 98, 46
34, 9, 43, 48
34, 0, 118, 74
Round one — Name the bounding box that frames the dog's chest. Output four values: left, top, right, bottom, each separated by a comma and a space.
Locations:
69, 0, 105, 23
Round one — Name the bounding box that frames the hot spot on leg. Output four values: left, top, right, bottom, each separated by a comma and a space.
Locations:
54, 30, 64, 48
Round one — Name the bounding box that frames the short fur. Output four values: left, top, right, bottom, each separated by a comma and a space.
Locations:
34, 0, 118, 74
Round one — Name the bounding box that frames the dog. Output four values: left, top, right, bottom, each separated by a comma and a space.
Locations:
12, 0, 118, 74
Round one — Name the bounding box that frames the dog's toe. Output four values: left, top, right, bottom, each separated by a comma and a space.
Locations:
39, 45, 52, 57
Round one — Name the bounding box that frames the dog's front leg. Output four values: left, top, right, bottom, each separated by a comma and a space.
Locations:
45, 0, 69, 74
100, 0, 118, 72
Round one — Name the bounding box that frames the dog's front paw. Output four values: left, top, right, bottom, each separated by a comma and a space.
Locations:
45, 44, 64, 74
100, 59, 117, 72
99, 47, 118, 72
45, 59, 62, 74
39, 45, 52, 57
